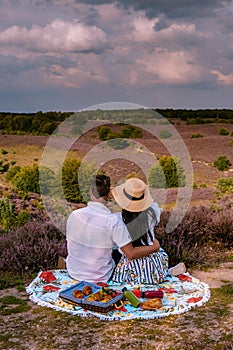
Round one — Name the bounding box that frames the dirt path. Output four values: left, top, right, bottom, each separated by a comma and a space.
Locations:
190, 262, 233, 288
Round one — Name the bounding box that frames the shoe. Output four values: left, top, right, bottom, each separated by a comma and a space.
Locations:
169, 262, 186, 276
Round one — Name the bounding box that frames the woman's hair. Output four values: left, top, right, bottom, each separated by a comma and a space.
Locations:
121, 207, 157, 247
90, 175, 111, 199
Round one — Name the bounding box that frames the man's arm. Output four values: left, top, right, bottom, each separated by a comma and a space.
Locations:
120, 239, 160, 260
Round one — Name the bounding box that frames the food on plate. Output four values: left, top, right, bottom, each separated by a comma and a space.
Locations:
72, 289, 84, 299
141, 298, 162, 310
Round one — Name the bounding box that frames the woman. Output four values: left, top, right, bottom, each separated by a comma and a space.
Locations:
111, 177, 185, 284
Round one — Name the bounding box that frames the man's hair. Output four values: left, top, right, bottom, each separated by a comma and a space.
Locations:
91, 175, 111, 199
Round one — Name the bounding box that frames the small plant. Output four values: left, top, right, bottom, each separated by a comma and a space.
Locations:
0, 159, 10, 174
107, 138, 130, 149
0, 198, 15, 231
1, 149, 8, 155
219, 128, 229, 136
191, 133, 203, 138
121, 125, 142, 138
214, 156, 231, 171
159, 130, 172, 139
216, 177, 233, 194
193, 182, 198, 189
200, 183, 207, 188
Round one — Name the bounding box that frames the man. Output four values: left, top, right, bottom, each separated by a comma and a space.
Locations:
66, 175, 160, 283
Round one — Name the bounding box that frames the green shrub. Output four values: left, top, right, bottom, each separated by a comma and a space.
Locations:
216, 177, 233, 194
0, 159, 10, 174
191, 133, 203, 138
121, 125, 142, 138
12, 164, 40, 193
0, 198, 16, 231
149, 156, 186, 188
0, 197, 30, 231
97, 126, 112, 141
5, 165, 21, 181
214, 156, 231, 171
1, 149, 8, 155
107, 138, 130, 149
186, 117, 204, 125
219, 128, 229, 136
62, 159, 96, 203
62, 159, 82, 202
200, 183, 207, 188
159, 130, 172, 139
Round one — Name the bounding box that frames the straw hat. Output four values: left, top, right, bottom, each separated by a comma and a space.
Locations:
111, 178, 154, 212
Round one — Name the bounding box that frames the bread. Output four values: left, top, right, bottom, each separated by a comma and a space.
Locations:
141, 298, 162, 310
72, 289, 84, 299
83, 285, 93, 296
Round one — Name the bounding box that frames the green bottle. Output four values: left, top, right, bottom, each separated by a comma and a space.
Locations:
122, 287, 141, 308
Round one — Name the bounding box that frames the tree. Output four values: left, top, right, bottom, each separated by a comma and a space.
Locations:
149, 156, 186, 188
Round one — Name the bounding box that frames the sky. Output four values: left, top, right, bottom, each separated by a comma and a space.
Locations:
1, 0, 233, 112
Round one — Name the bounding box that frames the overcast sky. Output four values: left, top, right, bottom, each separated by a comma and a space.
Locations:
1, 0, 233, 112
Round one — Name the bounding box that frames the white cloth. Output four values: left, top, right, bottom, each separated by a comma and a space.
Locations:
66, 201, 131, 283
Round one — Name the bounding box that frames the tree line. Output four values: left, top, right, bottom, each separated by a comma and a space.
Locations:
0, 108, 233, 136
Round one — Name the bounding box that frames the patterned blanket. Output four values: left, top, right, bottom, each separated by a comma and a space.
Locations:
26, 269, 210, 321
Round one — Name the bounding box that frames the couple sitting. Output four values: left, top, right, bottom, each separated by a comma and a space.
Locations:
66, 175, 186, 284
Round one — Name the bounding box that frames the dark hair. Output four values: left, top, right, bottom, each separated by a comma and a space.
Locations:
91, 175, 111, 199
122, 207, 157, 247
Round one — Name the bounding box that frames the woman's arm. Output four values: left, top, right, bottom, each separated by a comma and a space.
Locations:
120, 238, 160, 260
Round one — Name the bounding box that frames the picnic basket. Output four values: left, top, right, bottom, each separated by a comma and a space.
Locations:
59, 281, 124, 314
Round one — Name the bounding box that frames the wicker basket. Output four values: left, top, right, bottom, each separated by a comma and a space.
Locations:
59, 281, 123, 314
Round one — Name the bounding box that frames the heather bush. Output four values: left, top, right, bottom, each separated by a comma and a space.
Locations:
0, 220, 65, 274
156, 206, 210, 266
156, 202, 233, 267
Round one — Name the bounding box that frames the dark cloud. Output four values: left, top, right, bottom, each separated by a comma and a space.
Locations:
66, 0, 233, 19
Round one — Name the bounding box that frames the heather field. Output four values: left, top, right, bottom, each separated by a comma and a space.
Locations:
0, 120, 233, 350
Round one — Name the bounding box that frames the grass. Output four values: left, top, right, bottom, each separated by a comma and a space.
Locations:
0, 277, 232, 349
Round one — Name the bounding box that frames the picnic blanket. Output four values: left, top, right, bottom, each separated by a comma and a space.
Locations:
26, 269, 210, 321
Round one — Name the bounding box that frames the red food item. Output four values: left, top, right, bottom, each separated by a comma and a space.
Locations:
187, 296, 203, 303
115, 306, 127, 312
159, 288, 177, 294
43, 285, 60, 292
178, 274, 192, 282
96, 282, 109, 287
132, 290, 164, 299
39, 271, 57, 282
132, 290, 142, 298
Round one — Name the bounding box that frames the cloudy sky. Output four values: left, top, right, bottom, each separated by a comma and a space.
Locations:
1, 0, 233, 112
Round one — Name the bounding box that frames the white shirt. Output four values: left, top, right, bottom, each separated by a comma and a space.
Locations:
66, 201, 131, 283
